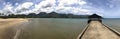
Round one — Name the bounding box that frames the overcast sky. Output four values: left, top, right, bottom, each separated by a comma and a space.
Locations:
0, 0, 120, 18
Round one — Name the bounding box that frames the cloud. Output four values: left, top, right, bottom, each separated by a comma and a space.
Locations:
1, 0, 120, 18
54, 6, 91, 15
0, 0, 93, 14
0, 2, 35, 15
0, 0, 90, 15
58, 0, 86, 6
32, 0, 56, 13
32, 0, 88, 14
14, 2, 33, 13
2, 3, 14, 15
36, 0, 56, 8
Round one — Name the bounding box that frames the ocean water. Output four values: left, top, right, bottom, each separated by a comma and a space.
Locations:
17, 18, 88, 39
103, 19, 120, 32
2, 18, 120, 39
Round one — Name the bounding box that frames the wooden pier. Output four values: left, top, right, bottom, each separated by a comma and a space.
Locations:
77, 21, 120, 39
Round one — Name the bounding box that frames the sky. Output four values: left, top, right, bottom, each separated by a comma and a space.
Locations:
0, 0, 120, 18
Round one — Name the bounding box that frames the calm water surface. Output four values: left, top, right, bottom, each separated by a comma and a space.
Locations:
18, 18, 87, 39
103, 19, 120, 32
16, 18, 120, 39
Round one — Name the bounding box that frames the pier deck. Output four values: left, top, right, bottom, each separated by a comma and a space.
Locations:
77, 21, 120, 39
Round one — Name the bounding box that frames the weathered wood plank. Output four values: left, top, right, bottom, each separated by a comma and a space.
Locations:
78, 21, 120, 39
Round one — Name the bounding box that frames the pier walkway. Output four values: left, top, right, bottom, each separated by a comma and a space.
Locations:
77, 21, 120, 39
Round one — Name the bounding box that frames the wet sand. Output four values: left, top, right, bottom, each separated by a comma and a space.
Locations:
0, 18, 28, 39
81, 21, 120, 39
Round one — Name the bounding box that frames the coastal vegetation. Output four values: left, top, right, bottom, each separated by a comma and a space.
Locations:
0, 12, 89, 18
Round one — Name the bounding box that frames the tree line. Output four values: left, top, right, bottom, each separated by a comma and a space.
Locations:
0, 12, 90, 18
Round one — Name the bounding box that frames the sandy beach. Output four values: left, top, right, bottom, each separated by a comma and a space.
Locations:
0, 18, 28, 28
0, 18, 28, 39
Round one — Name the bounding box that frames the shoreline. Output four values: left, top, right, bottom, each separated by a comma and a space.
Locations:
0, 18, 28, 28
0, 18, 28, 39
